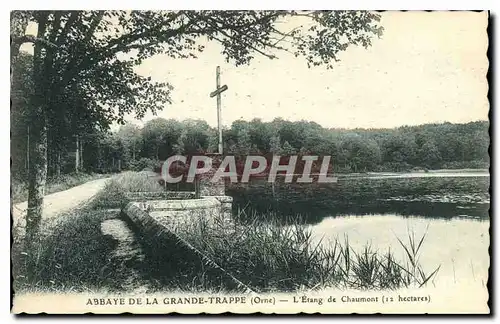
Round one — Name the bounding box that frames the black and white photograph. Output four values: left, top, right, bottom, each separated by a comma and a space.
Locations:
10, 10, 490, 314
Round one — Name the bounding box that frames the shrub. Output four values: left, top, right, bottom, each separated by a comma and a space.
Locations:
89, 171, 164, 209
128, 158, 160, 172
441, 160, 489, 170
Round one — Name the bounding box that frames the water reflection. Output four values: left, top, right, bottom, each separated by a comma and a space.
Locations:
227, 173, 490, 225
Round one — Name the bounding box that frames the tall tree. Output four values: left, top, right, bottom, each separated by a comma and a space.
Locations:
117, 123, 143, 164
11, 52, 33, 180
269, 134, 282, 155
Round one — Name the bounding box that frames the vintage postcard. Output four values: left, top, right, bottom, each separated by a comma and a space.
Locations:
10, 10, 490, 314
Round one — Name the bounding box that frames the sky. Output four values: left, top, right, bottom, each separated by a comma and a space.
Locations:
132, 11, 489, 129
22, 11, 490, 130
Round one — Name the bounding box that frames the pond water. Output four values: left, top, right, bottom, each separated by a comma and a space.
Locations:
227, 171, 490, 290
228, 171, 490, 223
309, 214, 489, 289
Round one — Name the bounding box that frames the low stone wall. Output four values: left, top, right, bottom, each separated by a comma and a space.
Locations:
148, 198, 222, 230
125, 191, 196, 201
125, 195, 233, 231
123, 202, 254, 292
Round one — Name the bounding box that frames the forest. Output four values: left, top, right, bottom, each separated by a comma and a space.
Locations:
12, 48, 489, 180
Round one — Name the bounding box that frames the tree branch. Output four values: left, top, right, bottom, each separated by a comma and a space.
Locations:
197, 14, 278, 60
12, 34, 59, 50
104, 11, 184, 52
83, 11, 104, 43
55, 11, 78, 46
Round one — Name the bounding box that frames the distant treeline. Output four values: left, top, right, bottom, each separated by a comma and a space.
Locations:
11, 113, 489, 180
10, 51, 489, 180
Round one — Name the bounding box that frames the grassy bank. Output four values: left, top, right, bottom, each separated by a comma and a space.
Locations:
12, 208, 129, 293
176, 211, 440, 292
11, 172, 112, 203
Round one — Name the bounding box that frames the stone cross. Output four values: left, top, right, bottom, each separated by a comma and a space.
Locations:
209, 66, 228, 155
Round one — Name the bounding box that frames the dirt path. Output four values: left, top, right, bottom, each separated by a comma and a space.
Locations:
12, 177, 111, 229
101, 218, 150, 294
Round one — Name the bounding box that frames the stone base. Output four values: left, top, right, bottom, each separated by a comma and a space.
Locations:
196, 153, 226, 197
125, 191, 196, 201
205, 195, 233, 222
129, 195, 233, 230
198, 178, 226, 196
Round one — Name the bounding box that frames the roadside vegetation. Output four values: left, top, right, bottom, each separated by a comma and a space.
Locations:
89, 171, 162, 209
12, 208, 128, 293
11, 172, 112, 203
12, 172, 159, 293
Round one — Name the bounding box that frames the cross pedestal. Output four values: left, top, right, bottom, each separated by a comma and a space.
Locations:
197, 153, 226, 197
196, 153, 232, 222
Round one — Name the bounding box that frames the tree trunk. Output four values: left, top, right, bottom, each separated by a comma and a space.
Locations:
56, 152, 61, 177
25, 13, 48, 264
26, 112, 48, 246
75, 135, 80, 173
26, 126, 30, 173
96, 141, 102, 171
80, 139, 84, 171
